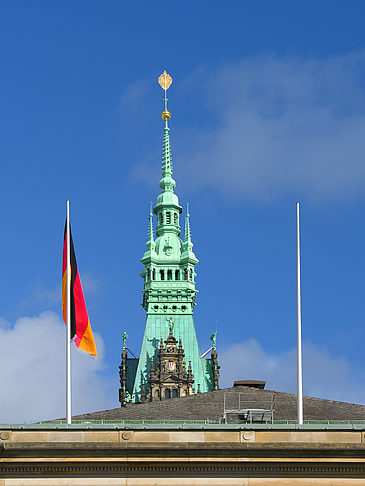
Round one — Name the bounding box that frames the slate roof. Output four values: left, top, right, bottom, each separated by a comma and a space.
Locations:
74, 385, 365, 422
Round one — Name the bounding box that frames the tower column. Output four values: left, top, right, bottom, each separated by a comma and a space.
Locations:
123, 71, 219, 403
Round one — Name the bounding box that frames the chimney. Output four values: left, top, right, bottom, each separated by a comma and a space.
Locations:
233, 380, 266, 390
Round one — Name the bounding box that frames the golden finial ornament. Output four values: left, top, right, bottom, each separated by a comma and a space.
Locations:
158, 70, 173, 91
158, 70, 172, 121
161, 109, 171, 121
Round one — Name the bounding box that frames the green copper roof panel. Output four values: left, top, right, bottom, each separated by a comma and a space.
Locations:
131, 314, 211, 401
126, 358, 138, 396
201, 358, 214, 391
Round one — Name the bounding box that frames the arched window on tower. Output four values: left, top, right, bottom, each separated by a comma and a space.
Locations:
184, 269, 188, 280
166, 212, 171, 224
159, 213, 163, 225
175, 270, 180, 280
160, 270, 165, 281
152, 268, 156, 280
174, 213, 177, 225
147, 268, 151, 281
189, 268, 193, 280
167, 270, 172, 280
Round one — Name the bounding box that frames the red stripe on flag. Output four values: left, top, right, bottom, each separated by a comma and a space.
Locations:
62, 221, 97, 357
73, 270, 90, 345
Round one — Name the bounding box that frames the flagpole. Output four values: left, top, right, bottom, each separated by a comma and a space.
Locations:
66, 200, 72, 425
296, 202, 303, 425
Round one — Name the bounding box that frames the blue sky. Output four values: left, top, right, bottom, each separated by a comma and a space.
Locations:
1, 1, 365, 421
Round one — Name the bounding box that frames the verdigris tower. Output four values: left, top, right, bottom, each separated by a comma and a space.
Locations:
120, 71, 219, 403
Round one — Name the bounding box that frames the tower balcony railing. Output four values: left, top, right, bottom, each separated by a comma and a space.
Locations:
144, 281, 196, 290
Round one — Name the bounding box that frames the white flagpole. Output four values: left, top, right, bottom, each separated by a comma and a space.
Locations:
66, 200, 72, 424
296, 202, 303, 425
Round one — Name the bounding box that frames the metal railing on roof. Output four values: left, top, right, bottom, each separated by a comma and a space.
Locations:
2, 419, 365, 428
40, 419, 217, 425
223, 392, 276, 423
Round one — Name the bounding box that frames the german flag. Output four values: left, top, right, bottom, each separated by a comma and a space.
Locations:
62, 223, 97, 357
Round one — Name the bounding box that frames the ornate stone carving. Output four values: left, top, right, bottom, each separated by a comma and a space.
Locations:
119, 333, 128, 407
148, 329, 194, 401
211, 347, 220, 391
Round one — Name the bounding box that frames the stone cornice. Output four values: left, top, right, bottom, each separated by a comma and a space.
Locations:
1, 460, 365, 477
2, 441, 365, 459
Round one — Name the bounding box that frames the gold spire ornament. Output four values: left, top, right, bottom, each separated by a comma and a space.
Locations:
158, 70, 173, 91
161, 109, 171, 121
158, 70, 172, 121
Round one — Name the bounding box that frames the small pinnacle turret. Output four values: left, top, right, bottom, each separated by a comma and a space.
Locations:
181, 203, 198, 263
147, 202, 155, 247
185, 203, 191, 242
185, 203, 193, 250
141, 203, 156, 264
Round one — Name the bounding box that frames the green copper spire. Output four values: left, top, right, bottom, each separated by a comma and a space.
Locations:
160, 124, 175, 191
125, 71, 216, 403
159, 74, 176, 196
154, 72, 181, 238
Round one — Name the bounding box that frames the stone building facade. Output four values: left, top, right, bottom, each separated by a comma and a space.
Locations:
1, 422, 365, 485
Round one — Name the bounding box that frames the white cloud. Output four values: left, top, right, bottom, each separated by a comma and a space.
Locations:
1, 311, 361, 423
0, 311, 116, 423
220, 338, 365, 405
134, 51, 365, 202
